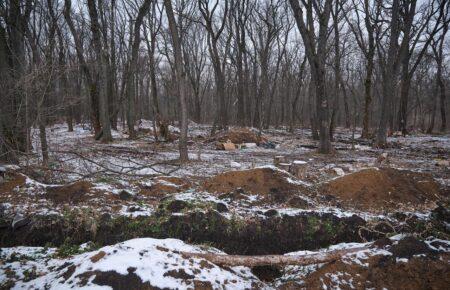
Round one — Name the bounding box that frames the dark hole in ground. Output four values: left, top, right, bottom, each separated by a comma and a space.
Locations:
251, 265, 283, 282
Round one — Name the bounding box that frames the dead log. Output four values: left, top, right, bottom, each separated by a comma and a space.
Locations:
181, 246, 368, 267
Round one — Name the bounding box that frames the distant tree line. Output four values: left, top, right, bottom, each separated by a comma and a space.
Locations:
0, 0, 448, 162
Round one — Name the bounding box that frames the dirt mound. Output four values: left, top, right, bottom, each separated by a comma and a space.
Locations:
0, 172, 26, 194
139, 176, 191, 197
299, 253, 450, 290
9, 238, 261, 289
203, 167, 306, 201
213, 128, 267, 144
296, 237, 449, 290
318, 168, 444, 211
46, 181, 93, 203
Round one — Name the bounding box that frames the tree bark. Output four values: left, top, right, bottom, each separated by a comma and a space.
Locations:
64, 0, 102, 136
164, 0, 189, 163
289, 0, 333, 153
181, 246, 368, 267
375, 0, 401, 148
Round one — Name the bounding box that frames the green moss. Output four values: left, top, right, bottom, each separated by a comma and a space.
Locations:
228, 214, 246, 233
57, 241, 80, 258
22, 268, 38, 282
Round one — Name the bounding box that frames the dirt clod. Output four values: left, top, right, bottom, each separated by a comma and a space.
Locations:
90, 251, 106, 263
163, 269, 194, 280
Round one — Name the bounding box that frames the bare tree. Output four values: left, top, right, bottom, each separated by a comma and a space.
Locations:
289, 0, 333, 153
429, 2, 449, 133
198, 0, 229, 130
343, 0, 382, 139
375, 0, 401, 148
163, 0, 188, 162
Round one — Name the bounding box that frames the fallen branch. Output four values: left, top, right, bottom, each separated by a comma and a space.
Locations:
181, 246, 369, 267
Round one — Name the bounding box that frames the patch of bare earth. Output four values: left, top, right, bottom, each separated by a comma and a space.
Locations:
202, 167, 309, 203
212, 128, 267, 144
296, 236, 450, 290
139, 176, 192, 198
0, 172, 26, 195
318, 167, 446, 211
45, 181, 94, 203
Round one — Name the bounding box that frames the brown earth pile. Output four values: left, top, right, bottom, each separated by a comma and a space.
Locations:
203, 168, 307, 200
213, 128, 267, 144
318, 167, 445, 211
46, 181, 93, 203
139, 176, 191, 197
0, 172, 26, 194
291, 237, 450, 290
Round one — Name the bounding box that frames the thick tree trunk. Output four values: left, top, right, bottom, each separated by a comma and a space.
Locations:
164, 0, 188, 163
375, 0, 401, 148
361, 56, 374, 138
289, 0, 333, 153
397, 59, 411, 135
315, 68, 332, 153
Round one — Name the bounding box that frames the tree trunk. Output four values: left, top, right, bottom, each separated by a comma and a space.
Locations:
427, 93, 437, 134
397, 58, 411, 135
39, 123, 49, 166
361, 54, 374, 138
164, 0, 188, 163
375, 0, 401, 148
64, 0, 102, 137
289, 0, 333, 153
438, 75, 446, 132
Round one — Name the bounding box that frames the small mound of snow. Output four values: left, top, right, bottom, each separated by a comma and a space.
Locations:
12, 238, 261, 290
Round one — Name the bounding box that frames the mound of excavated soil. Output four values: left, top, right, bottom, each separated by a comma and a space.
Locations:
0, 172, 26, 194
139, 176, 191, 197
318, 168, 444, 211
7, 238, 262, 290
203, 167, 307, 202
213, 128, 267, 144
294, 237, 450, 290
46, 181, 93, 203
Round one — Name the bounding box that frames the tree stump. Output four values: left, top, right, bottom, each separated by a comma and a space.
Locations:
290, 160, 308, 179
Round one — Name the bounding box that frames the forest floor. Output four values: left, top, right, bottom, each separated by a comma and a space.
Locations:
0, 120, 449, 289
